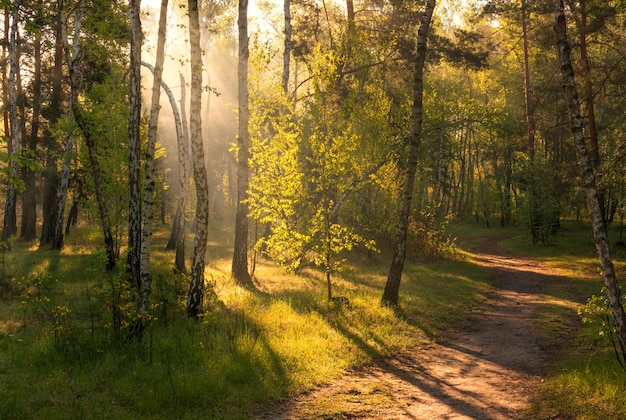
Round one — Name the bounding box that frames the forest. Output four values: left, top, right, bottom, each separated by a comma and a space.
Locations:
1, 0, 626, 417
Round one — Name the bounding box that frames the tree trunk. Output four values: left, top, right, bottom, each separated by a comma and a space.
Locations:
282, 0, 291, 93
2, 8, 8, 150
521, 0, 542, 244
65, 194, 79, 235
578, 1, 605, 222
65, 1, 116, 270
20, 11, 41, 241
186, 0, 210, 318
381, 0, 436, 307
175, 72, 189, 272
40, 0, 64, 247
166, 202, 181, 251
232, 0, 254, 288
143, 64, 188, 272
3, 1, 21, 242
521, 0, 535, 162
138, 0, 168, 318
346, 0, 354, 23
127, 0, 143, 287
53, 0, 79, 250
52, 129, 73, 250
553, 0, 626, 362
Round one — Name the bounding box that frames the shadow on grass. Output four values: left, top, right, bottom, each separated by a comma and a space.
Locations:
5, 221, 611, 419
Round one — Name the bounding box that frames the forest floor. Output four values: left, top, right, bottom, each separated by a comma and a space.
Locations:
255, 237, 572, 419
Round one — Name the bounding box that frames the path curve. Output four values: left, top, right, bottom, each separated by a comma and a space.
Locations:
258, 239, 566, 419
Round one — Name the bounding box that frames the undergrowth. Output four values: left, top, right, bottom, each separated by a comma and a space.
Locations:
0, 219, 494, 419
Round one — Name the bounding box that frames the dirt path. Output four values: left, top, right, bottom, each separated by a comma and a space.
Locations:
258, 239, 566, 419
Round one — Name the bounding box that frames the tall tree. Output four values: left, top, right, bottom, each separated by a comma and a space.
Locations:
521, 0, 535, 162
40, 0, 64, 248
574, 0, 605, 221
381, 0, 437, 308
146, 66, 188, 273
20, 0, 43, 241
232, 0, 254, 287
186, 0, 210, 318
139, 0, 168, 317
2, 0, 21, 242
65, 0, 116, 270
127, 0, 142, 287
173, 72, 189, 273
283, 0, 291, 93
553, 0, 626, 362
49, 0, 67, 249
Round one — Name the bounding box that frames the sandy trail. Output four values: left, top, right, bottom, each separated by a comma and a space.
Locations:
258, 240, 566, 419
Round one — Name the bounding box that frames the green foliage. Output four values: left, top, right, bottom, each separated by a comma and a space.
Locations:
247, 35, 395, 280
78, 69, 135, 257
408, 205, 456, 261
514, 159, 564, 245
0, 143, 43, 193
579, 288, 614, 337
578, 287, 626, 369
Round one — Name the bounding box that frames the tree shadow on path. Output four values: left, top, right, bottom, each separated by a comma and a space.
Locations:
257, 238, 579, 419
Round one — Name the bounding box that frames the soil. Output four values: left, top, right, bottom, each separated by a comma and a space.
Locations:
256, 238, 571, 419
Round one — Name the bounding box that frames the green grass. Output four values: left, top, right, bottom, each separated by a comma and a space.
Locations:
492, 219, 626, 419
0, 216, 498, 419
3, 217, 624, 418
450, 219, 626, 419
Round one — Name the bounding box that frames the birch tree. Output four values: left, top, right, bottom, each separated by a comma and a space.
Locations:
173, 73, 189, 273
147, 67, 188, 273
52, 0, 79, 250
65, 0, 116, 270
186, 0, 210, 318
127, 0, 142, 286
382, 0, 437, 308
138, 0, 168, 319
553, 0, 626, 362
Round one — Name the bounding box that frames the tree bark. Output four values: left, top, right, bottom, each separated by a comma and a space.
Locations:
40, 0, 65, 247
138, 0, 168, 318
3, 0, 21, 242
2, 8, 7, 150
174, 72, 189, 272
65, 0, 116, 270
127, 0, 143, 287
553, 0, 626, 361
65, 193, 80, 235
521, 0, 541, 244
282, 0, 291, 93
143, 66, 188, 272
53, 0, 78, 250
381, 0, 436, 307
232, 0, 254, 288
521, 0, 535, 162
20, 5, 41, 241
186, 0, 210, 318
578, 1, 606, 223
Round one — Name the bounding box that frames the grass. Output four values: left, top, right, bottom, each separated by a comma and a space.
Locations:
451, 218, 626, 419
0, 215, 496, 419
2, 216, 624, 418
493, 219, 626, 420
